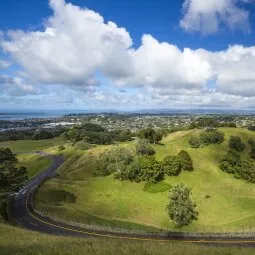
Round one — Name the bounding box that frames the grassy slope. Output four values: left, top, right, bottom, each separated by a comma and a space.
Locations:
0, 138, 60, 153
17, 154, 51, 179
35, 128, 255, 232
0, 223, 254, 255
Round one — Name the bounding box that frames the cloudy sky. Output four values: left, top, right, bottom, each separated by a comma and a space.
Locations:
1, 0, 255, 110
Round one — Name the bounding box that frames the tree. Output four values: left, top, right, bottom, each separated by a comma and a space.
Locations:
229, 136, 245, 152
0, 148, 28, 193
138, 128, 163, 144
162, 155, 182, 176
95, 146, 134, 176
178, 150, 193, 171
167, 183, 198, 227
219, 149, 241, 174
136, 139, 155, 156
188, 136, 201, 148
138, 156, 164, 183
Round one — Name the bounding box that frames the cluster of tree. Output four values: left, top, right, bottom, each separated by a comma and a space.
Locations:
248, 126, 255, 131
94, 146, 134, 177
61, 123, 133, 146
0, 148, 28, 193
229, 136, 245, 152
248, 139, 255, 160
189, 117, 236, 129
0, 128, 66, 142
167, 183, 198, 227
95, 140, 194, 184
219, 149, 255, 183
189, 130, 225, 148
115, 155, 164, 183
138, 128, 163, 144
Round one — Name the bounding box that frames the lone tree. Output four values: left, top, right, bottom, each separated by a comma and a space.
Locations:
0, 148, 28, 193
166, 183, 198, 227
136, 139, 155, 156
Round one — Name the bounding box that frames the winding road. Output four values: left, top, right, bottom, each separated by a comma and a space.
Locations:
11, 152, 255, 245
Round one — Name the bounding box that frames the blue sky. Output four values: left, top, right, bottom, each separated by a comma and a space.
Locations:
1, 0, 255, 110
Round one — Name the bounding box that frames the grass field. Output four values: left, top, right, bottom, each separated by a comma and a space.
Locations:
0, 138, 60, 153
17, 154, 51, 179
0, 223, 254, 255
34, 128, 255, 232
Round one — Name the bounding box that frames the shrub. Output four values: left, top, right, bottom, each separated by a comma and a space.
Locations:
162, 155, 182, 176
58, 145, 65, 151
229, 136, 245, 152
178, 150, 193, 171
136, 139, 155, 156
189, 136, 201, 148
75, 141, 91, 150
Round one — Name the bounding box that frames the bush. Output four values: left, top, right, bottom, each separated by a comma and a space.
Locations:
136, 139, 155, 156
115, 156, 164, 184
219, 149, 240, 174
95, 146, 134, 177
229, 136, 245, 152
189, 136, 201, 148
58, 145, 65, 151
178, 150, 193, 171
75, 141, 91, 150
162, 155, 182, 176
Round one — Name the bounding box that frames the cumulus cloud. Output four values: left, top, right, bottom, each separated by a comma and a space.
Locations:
180, 0, 253, 35
0, 59, 12, 69
1, 0, 133, 86
1, 0, 255, 108
0, 75, 36, 96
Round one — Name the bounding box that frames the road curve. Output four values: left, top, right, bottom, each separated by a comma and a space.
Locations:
11, 152, 255, 245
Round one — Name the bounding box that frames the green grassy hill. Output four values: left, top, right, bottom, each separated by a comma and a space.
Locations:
0, 223, 254, 255
34, 128, 255, 232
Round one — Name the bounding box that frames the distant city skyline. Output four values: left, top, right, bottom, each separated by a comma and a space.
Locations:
1, 0, 255, 110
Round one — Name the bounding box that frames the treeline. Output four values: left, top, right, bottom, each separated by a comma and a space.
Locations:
60, 123, 133, 145
219, 136, 255, 183
189, 130, 225, 148
0, 128, 66, 142
94, 140, 194, 184
189, 117, 237, 129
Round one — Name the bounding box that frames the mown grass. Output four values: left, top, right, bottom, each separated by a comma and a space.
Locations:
0, 223, 255, 255
35, 128, 255, 232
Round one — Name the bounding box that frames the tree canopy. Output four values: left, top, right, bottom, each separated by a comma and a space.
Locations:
167, 183, 198, 227
0, 148, 28, 193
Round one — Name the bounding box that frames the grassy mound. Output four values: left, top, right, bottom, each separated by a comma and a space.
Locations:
19, 128, 255, 232
0, 223, 254, 255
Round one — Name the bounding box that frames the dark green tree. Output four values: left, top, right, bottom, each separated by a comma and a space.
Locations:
229, 136, 245, 152
188, 136, 201, 148
167, 183, 198, 227
162, 155, 182, 176
178, 150, 193, 171
0, 148, 28, 193
136, 139, 155, 156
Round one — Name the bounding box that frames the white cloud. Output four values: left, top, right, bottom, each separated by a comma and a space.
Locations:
0, 59, 12, 69
0, 75, 36, 96
1, 0, 255, 108
1, 0, 133, 86
180, 0, 252, 35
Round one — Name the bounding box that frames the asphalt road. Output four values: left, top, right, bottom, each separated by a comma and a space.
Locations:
11, 152, 255, 245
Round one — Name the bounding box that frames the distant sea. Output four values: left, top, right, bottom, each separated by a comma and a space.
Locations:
0, 109, 254, 120
0, 110, 94, 120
